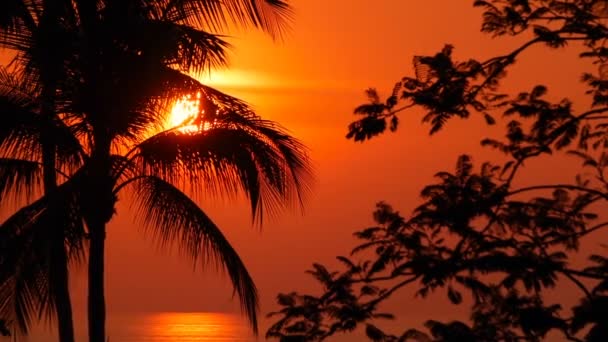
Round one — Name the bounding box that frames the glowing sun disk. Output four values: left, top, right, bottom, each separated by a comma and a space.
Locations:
168, 92, 202, 132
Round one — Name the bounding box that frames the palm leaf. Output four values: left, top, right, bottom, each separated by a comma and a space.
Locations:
0, 66, 38, 105
0, 158, 42, 205
0, 196, 47, 334
0, 67, 85, 169
156, 0, 292, 39
68, 60, 227, 144
120, 69, 252, 129
159, 22, 230, 72
0, 107, 84, 172
135, 127, 283, 219
0, 0, 37, 52
0, 181, 85, 334
218, 111, 313, 209
0, 91, 41, 160
122, 67, 249, 128
124, 176, 259, 333
0, 0, 30, 32
125, 77, 312, 215
106, 17, 231, 73
74, 1, 288, 143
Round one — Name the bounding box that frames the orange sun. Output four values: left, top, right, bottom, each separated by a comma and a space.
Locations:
168, 92, 202, 132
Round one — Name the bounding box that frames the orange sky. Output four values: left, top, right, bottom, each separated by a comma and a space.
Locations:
1, 0, 594, 339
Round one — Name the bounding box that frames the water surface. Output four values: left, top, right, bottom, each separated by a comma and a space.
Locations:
27, 312, 256, 342
109, 312, 254, 342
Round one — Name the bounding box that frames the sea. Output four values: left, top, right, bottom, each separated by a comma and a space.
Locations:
13, 311, 373, 341
23, 312, 258, 342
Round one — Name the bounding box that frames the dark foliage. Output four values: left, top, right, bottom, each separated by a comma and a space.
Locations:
269, 1, 608, 341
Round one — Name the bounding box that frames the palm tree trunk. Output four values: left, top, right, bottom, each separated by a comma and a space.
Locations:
38, 0, 76, 340
87, 221, 106, 342
85, 144, 112, 342
41, 86, 75, 342
50, 239, 75, 342
82, 134, 110, 342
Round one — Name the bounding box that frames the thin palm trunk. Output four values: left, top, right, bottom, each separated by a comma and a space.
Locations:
87, 221, 106, 342
39, 1, 76, 338
40, 83, 75, 342
86, 142, 112, 342
41, 146, 76, 342
49, 239, 75, 342
41, 103, 76, 342
71, 2, 108, 337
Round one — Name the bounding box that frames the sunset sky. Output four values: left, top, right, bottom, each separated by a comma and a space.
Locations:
2, 0, 593, 338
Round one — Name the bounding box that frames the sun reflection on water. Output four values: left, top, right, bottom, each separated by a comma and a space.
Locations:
110, 312, 254, 342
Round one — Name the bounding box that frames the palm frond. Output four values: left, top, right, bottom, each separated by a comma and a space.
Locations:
73, 62, 197, 144
198, 82, 253, 113
0, 106, 84, 172
0, 66, 38, 104
0, 158, 42, 205
0, 196, 47, 334
106, 17, 231, 73
97, 67, 245, 144
124, 176, 259, 333
0, 181, 85, 334
134, 128, 263, 215
0, 0, 37, 52
128, 81, 313, 218
0, 90, 41, 160
0, 67, 85, 169
155, 21, 231, 73
0, 0, 30, 32
219, 111, 313, 210
134, 123, 307, 220
156, 0, 292, 39
122, 69, 251, 129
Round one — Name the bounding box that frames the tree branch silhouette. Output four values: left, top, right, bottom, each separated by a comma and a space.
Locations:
268, 1, 608, 341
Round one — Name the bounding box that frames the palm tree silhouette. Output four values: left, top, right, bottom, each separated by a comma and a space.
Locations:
1, 1, 79, 341
0, 69, 84, 342
0, 1, 308, 342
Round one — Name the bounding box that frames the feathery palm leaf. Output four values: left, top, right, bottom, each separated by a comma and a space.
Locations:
135, 127, 280, 218
145, 21, 230, 72
134, 118, 310, 220
100, 13, 231, 73
101, 68, 251, 137
125, 176, 259, 332
0, 0, 31, 32
153, 0, 292, 39
0, 66, 37, 105
117, 77, 312, 212
218, 111, 313, 209
0, 0, 37, 51
0, 67, 84, 169
71, 58, 228, 144
0, 158, 41, 204
0, 181, 85, 334
0, 81, 39, 159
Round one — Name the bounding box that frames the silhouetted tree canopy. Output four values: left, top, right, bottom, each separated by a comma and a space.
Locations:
267, 1, 608, 341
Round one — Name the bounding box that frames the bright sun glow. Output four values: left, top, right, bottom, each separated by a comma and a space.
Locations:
168, 92, 202, 132
145, 312, 249, 340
